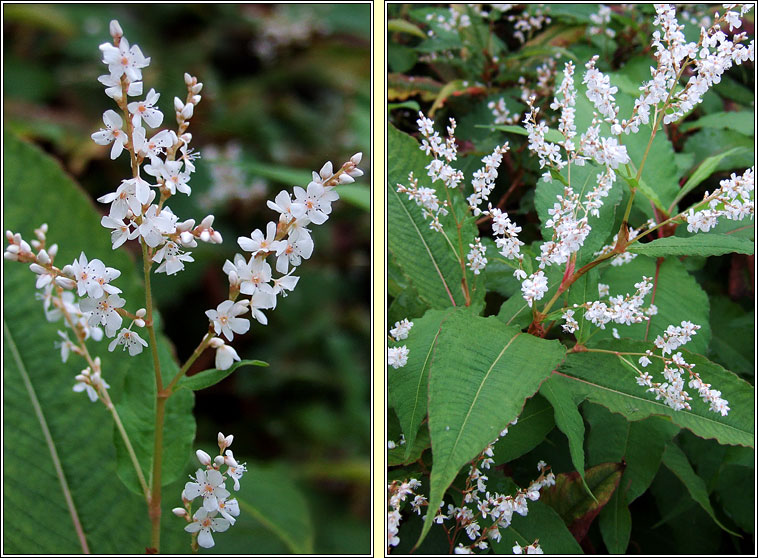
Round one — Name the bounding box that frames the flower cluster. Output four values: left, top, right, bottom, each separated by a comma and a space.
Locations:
685, 167, 755, 232
488, 98, 520, 126
388, 318, 413, 370
563, 276, 657, 333
388, 478, 425, 550
174, 433, 245, 549
508, 5, 551, 44
512, 540, 544, 554
588, 5, 615, 38
631, 321, 729, 415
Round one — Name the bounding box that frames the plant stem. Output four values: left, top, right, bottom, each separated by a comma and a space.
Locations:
141, 239, 165, 552
165, 331, 214, 393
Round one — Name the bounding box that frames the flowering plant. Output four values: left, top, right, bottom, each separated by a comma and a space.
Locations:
388, 4, 754, 554
4, 14, 366, 554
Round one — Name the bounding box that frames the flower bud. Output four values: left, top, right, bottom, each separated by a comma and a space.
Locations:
200, 215, 215, 229
348, 167, 364, 178
191, 83, 203, 94
180, 231, 194, 245
29, 263, 46, 275
217, 432, 234, 449
55, 276, 76, 289
136, 308, 147, 318
36, 249, 51, 265
319, 161, 333, 179
61, 264, 75, 278
338, 174, 355, 184
210, 231, 223, 244
47, 243, 59, 259
214, 455, 225, 467
171, 507, 187, 518
350, 152, 362, 165
4, 251, 18, 261
134, 318, 146, 328
192, 95, 202, 105
31, 240, 41, 250
177, 219, 195, 232
199, 230, 210, 242
196, 449, 212, 466
174, 97, 185, 112
209, 337, 225, 349
180, 133, 192, 145
109, 20, 123, 39
184, 72, 193, 86
181, 103, 194, 119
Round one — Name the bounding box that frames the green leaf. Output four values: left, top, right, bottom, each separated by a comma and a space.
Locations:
388, 100, 421, 112
540, 376, 594, 498
2, 132, 179, 552
177, 359, 269, 391
661, 442, 739, 536
708, 296, 754, 378
679, 111, 755, 136
492, 500, 584, 554
387, 124, 468, 308
540, 462, 625, 542
388, 426, 430, 467
336, 185, 371, 211
227, 462, 314, 554
595, 256, 711, 355
598, 487, 631, 553
556, 339, 754, 447
388, 308, 455, 461
627, 234, 754, 258
419, 310, 565, 546
683, 128, 754, 176
429, 79, 467, 117
496, 294, 533, 329
387, 18, 428, 38
489, 123, 565, 144
492, 394, 556, 465
671, 146, 752, 209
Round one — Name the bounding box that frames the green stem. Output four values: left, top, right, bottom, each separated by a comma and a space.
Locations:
165, 331, 214, 393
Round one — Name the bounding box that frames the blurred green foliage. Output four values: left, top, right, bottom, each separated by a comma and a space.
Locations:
4, 3, 370, 553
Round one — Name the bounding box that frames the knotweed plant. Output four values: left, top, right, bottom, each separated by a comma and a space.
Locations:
388, 4, 754, 554
5, 20, 362, 553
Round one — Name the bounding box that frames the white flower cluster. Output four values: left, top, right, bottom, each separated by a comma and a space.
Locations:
397, 172, 449, 232
488, 98, 520, 126
563, 276, 657, 332
616, 4, 754, 134
387, 433, 406, 450
467, 238, 488, 275
4, 226, 151, 398
593, 220, 654, 267
685, 167, 755, 233
513, 540, 544, 554
588, 5, 615, 38
199, 143, 268, 209
508, 5, 551, 43
174, 433, 245, 549
390, 318, 414, 341
388, 478, 425, 550
424, 7, 471, 35
93, 20, 220, 278
388, 318, 413, 370
434, 446, 554, 555
209, 153, 361, 371
634, 321, 729, 415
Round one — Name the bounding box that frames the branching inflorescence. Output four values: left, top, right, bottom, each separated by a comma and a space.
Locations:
5, 18, 362, 552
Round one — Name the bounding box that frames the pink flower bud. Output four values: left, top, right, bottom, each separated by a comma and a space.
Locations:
171, 507, 187, 517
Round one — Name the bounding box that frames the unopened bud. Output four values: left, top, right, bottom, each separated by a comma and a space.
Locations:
55, 276, 76, 289
199, 230, 210, 242
196, 449, 212, 466
180, 231, 194, 245
210, 231, 223, 244
184, 72, 193, 86
214, 455, 225, 467
109, 20, 123, 39
218, 432, 234, 449
350, 152, 362, 165
181, 103, 194, 119
209, 337, 225, 349
174, 97, 185, 112
180, 133, 193, 145
31, 240, 41, 250
134, 318, 146, 328
136, 308, 147, 318
191, 82, 203, 94
47, 244, 58, 258
171, 507, 187, 518
200, 215, 214, 229
29, 263, 46, 275
192, 94, 202, 105
338, 174, 355, 184
36, 249, 51, 265
75, 374, 89, 383
61, 264, 75, 278
319, 161, 333, 179
4, 251, 18, 261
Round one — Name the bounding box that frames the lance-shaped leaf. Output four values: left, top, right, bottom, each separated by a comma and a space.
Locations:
388, 309, 455, 461
598, 485, 632, 553
492, 394, 556, 466
627, 234, 754, 258
555, 339, 754, 448
540, 462, 625, 543
417, 310, 565, 546
661, 442, 739, 536
491, 500, 583, 554
388, 124, 469, 308
177, 359, 269, 391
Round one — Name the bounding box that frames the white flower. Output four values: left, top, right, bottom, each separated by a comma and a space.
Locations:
133, 128, 174, 162
239, 258, 272, 296
91, 109, 128, 159
211, 339, 241, 371
249, 287, 276, 325
388, 346, 409, 369
238, 221, 284, 256
56, 331, 76, 363
139, 205, 177, 247
97, 177, 151, 219
271, 273, 299, 298
99, 37, 151, 82
205, 300, 250, 342
183, 468, 231, 512
521, 271, 549, 307
152, 241, 194, 275
127, 88, 163, 128
217, 498, 240, 525
267, 190, 306, 221
73, 365, 110, 402
389, 319, 414, 341
108, 328, 148, 356
227, 461, 246, 491
184, 508, 230, 549
293, 182, 340, 225
274, 228, 314, 274
79, 293, 125, 337
71, 252, 122, 299
97, 72, 142, 100
101, 215, 138, 249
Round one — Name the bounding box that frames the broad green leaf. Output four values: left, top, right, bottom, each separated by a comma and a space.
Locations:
218, 462, 314, 554
683, 128, 754, 176
584, 403, 679, 503
567, 268, 599, 344
388, 123, 470, 308
177, 359, 269, 391
3, 132, 185, 552
540, 376, 593, 497
492, 394, 556, 465
387, 100, 421, 112
387, 18, 427, 38
627, 234, 754, 258
387, 284, 429, 326
595, 256, 711, 355
496, 294, 532, 329
661, 442, 739, 535
388, 308, 455, 460
708, 295, 754, 378
670, 146, 752, 209
679, 111, 755, 136
535, 160, 623, 266
598, 487, 631, 553
492, 500, 584, 554
419, 310, 565, 546
556, 339, 754, 447
388, 426, 430, 467
713, 463, 755, 533
540, 462, 624, 542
